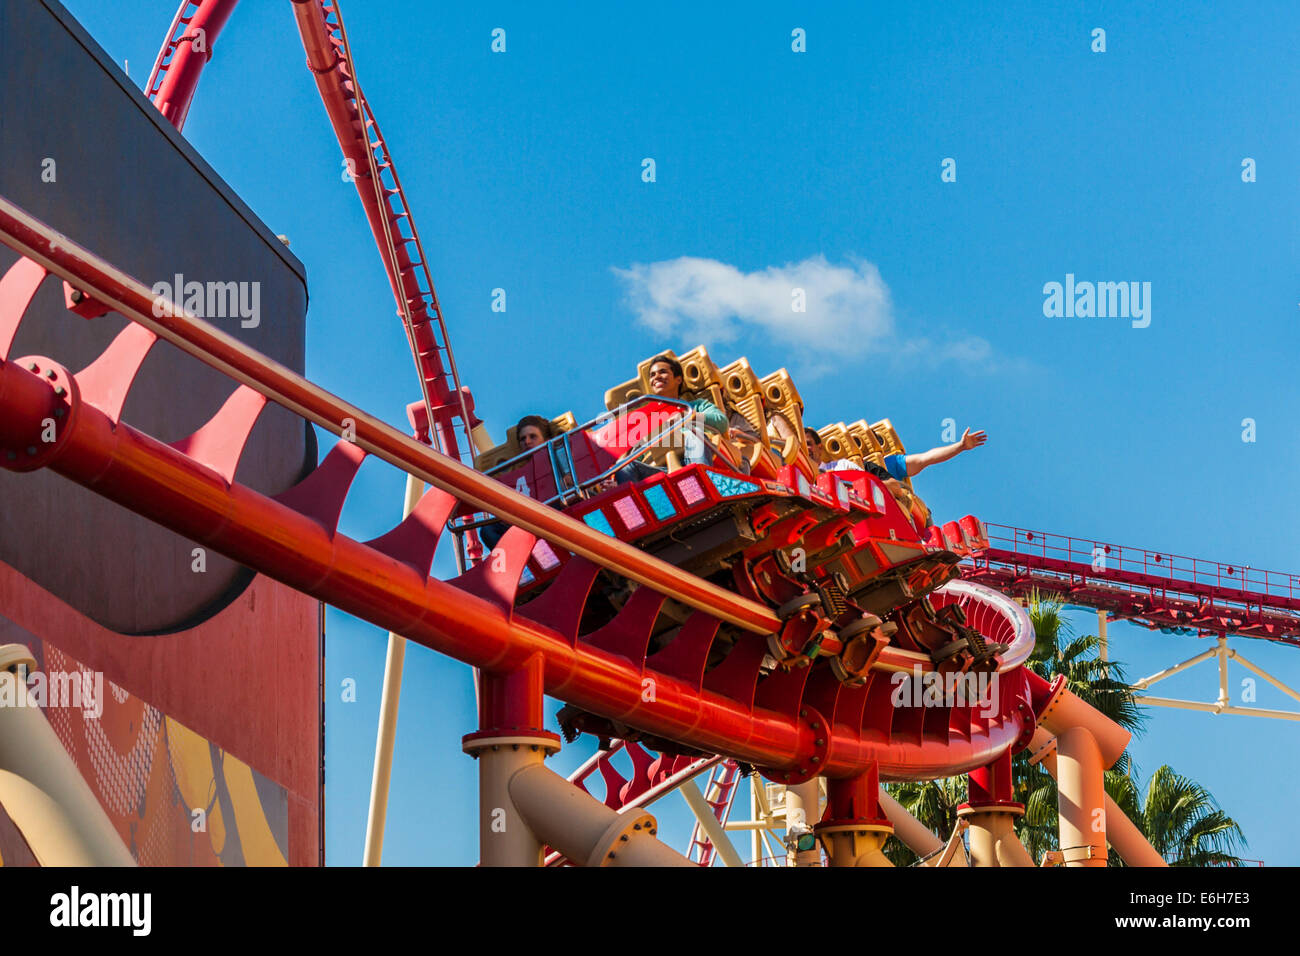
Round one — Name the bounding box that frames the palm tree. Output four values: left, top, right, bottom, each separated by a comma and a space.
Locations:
1107, 765, 1246, 866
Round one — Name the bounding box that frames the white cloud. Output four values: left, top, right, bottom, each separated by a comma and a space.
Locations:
612, 254, 996, 375
612, 254, 893, 357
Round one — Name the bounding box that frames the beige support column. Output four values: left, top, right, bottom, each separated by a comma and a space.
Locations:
1055, 726, 1108, 867
1098, 611, 1108, 675
925, 818, 971, 867
1029, 729, 1165, 867
958, 806, 1035, 867
962, 808, 997, 867
0, 649, 135, 866
508, 762, 694, 867
818, 823, 894, 867
362, 473, 424, 866
0, 770, 110, 866
784, 779, 822, 866
470, 422, 495, 455
465, 735, 558, 866
1216, 635, 1230, 709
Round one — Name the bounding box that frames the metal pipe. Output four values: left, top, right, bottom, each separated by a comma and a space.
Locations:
1231, 651, 1300, 704
0, 770, 115, 868
1027, 671, 1130, 767
1216, 635, 1230, 708
1131, 648, 1218, 690
1029, 728, 1165, 867
925, 818, 971, 868
1098, 610, 1108, 674
680, 779, 744, 867
1135, 697, 1300, 720
508, 763, 694, 867
876, 787, 944, 859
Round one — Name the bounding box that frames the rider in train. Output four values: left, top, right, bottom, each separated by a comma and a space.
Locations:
806, 423, 987, 492
609, 354, 729, 485
478, 414, 561, 551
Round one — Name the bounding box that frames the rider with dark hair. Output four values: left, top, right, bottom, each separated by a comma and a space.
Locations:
805, 426, 899, 487
611, 355, 729, 484
480, 414, 561, 551
514, 415, 556, 450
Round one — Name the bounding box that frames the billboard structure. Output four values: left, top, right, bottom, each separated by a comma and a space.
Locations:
0, 0, 321, 867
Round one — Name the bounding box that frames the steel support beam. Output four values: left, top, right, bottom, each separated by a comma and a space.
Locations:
679, 779, 745, 868
362, 472, 425, 866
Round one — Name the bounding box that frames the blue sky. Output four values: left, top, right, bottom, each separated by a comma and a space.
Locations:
65, 0, 1298, 865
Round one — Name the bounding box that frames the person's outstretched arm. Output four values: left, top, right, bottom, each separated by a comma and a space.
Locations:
903, 428, 987, 477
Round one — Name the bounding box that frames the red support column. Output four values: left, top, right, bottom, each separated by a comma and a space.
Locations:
462, 654, 561, 867
474, 652, 548, 737
814, 764, 894, 866
967, 749, 1017, 806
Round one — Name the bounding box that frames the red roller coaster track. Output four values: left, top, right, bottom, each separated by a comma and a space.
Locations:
964, 524, 1300, 646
